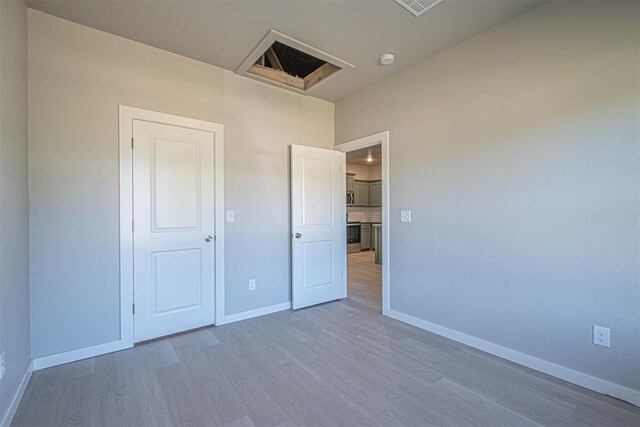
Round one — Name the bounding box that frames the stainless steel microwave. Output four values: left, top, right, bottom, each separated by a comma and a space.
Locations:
346, 191, 355, 205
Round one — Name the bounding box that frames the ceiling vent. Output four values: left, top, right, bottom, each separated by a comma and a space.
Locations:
394, 0, 443, 17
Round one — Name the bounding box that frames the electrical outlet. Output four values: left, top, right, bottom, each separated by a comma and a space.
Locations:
400, 210, 412, 223
0, 351, 6, 380
593, 325, 610, 348
226, 210, 235, 222
248, 279, 256, 291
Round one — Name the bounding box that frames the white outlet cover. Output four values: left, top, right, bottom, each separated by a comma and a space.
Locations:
226, 210, 235, 222
593, 325, 610, 348
248, 279, 256, 290
400, 210, 412, 222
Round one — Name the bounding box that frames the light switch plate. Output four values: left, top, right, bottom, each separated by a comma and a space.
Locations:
400, 210, 412, 223
226, 210, 235, 222
0, 351, 5, 380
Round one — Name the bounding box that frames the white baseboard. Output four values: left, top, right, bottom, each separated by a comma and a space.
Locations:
32, 302, 293, 369
386, 309, 640, 407
219, 302, 291, 325
32, 340, 131, 371
1, 360, 33, 427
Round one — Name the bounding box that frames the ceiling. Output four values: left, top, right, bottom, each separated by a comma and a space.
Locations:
26, 0, 544, 102
347, 145, 382, 166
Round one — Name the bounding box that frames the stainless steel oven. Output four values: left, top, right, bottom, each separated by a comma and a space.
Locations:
347, 223, 361, 254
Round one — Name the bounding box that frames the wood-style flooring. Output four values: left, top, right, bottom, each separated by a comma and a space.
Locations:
14, 251, 640, 426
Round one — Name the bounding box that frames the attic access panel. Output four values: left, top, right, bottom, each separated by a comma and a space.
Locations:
236, 30, 354, 94
265, 41, 326, 79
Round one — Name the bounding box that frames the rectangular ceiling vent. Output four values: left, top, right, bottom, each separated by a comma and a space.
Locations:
394, 0, 443, 17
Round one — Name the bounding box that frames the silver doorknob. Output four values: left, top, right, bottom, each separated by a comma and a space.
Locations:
205, 235, 214, 242
295, 233, 302, 239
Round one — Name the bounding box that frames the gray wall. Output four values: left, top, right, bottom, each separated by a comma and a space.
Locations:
28, 10, 333, 358
336, 1, 639, 391
0, 0, 31, 420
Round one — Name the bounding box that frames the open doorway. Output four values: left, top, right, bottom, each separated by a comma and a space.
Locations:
334, 131, 390, 314
345, 145, 382, 309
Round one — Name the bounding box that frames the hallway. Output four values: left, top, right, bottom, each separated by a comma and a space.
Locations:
347, 250, 382, 310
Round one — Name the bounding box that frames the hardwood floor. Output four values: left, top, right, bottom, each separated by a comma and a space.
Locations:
345, 251, 382, 310
14, 251, 639, 426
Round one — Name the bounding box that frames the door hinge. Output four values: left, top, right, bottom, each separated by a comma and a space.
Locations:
132, 221, 135, 232
132, 304, 135, 315
131, 137, 134, 149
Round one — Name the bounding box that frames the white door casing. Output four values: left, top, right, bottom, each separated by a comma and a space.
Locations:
133, 119, 215, 342
334, 131, 390, 314
291, 145, 346, 310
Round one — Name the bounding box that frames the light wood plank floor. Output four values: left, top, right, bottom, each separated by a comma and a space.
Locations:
14, 251, 639, 426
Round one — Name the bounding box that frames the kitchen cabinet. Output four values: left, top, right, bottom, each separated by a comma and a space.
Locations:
345, 174, 381, 207
369, 181, 382, 207
373, 224, 382, 265
354, 180, 370, 206
360, 223, 371, 250
346, 173, 355, 192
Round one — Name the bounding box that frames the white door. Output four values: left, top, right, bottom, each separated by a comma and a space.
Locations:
291, 145, 346, 310
133, 119, 215, 342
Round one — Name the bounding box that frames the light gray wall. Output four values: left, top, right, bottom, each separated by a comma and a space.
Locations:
368, 163, 381, 181
0, 0, 30, 419
28, 10, 333, 358
345, 163, 382, 181
346, 163, 370, 180
336, 1, 640, 391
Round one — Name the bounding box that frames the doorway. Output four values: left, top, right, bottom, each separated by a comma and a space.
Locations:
119, 106, 225, 346
334, 131, 390, 314
345, 144, 382, 309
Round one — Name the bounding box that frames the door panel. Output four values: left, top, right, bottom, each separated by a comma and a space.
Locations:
303, 157, 334, 226
152, 138, 201, 230
291, 145, 345, 310
133, 119, 215, 342
302, 240, 334, 288
152, 249, 202, 314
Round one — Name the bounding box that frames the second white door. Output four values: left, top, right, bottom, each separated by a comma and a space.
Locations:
133, 119, 216, 342
291, 145, 346, 310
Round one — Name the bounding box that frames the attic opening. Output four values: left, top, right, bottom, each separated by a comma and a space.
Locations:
249, 41, 341, 91
236, 30, 354, 94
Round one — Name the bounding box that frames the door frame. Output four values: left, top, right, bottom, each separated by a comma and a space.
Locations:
334, 131, 390, 314
119, 105, 225, 346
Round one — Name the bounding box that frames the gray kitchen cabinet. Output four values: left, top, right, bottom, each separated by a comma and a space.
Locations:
369, 181, 382, 207
373, 224, 382, 264
361, 223, 371, 250
346, 173, 355, 192
354, 180, 370, 206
